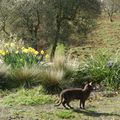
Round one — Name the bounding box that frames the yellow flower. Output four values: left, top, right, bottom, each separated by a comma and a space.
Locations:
0, 50, 6, 56
45, 54, 49, 59
28, 47, 35, 51
22, 48, 29, 53
34, 51, 39, 55
41, 50, 44, 55
2, 52, 5, 56
28, 47, 39, 55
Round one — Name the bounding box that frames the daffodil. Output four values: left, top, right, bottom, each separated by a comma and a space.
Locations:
45, 54, 49, 59
41, 50, 44, 55
28, 47, 35, 51
0, 50, 6, 56
22, 48, 29, 53
34, 51, 39, 55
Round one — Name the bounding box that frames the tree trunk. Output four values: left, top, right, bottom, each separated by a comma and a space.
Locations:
108, 12, 114, 22
109, 16, 113, 22
50, 20, 61, 61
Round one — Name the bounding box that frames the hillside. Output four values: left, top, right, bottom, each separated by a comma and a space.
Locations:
68, 14, 120, 60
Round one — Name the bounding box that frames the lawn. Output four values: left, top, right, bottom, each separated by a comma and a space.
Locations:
0, 88, 120, 120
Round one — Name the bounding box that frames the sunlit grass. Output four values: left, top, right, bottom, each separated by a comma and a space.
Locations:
0, 86, 55, 106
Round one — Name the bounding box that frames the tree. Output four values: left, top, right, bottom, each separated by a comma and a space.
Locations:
0, 0, 101, 61
0, 0, 13, 36
11, 0, 52, 48
50, 0, 101, 60
102, 0, 120, 22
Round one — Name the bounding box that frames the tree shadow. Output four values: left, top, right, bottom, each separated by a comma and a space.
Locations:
72, 108, 120, 118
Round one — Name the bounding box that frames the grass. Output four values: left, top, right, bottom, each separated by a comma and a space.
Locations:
0, 86, 55, 106
56, 110, 75, 119
0, 89, 120, 120
8, 64, 41, 88
68, 15, 120, 61
38, 56, 75, 93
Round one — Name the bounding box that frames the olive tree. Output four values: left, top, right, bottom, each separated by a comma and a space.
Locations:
0, 0, 14, 36
0, 0, 101, 61
102, 0, 120, 22
49, 0, 101, 60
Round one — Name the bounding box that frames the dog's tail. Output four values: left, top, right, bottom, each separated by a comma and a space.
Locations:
54, 94, 63, 106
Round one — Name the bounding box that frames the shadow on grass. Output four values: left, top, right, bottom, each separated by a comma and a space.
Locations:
73, 109, 120, 118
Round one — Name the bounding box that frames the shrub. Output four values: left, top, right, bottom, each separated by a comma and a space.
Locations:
73, 49, 120, 90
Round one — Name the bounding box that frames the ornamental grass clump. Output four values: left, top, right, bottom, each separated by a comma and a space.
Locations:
8, 65, 41, 88
39, 56, 75, 93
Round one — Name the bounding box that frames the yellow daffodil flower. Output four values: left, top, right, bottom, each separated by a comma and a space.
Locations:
34, 51, 39, 55
22, 48, 29, 53
41, 50, 44, 55
45, 54, 49, 59
0, 50, 6, 56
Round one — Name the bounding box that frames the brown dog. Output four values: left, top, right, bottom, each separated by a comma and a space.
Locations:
55, 82, 94, 109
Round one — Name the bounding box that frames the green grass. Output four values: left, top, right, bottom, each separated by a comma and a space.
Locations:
56, 110, 75, 119
0, 89, 120, 120
0, 86, 55, 106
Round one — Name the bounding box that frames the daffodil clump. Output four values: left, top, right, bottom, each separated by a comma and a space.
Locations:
0, 42, 49, 68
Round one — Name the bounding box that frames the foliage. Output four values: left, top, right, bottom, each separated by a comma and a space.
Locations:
0, 41, 48, 68
73, 49, 120, 90
50, 0, 101, 59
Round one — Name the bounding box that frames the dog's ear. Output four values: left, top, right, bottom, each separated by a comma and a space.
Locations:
89, 82, 93, 86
